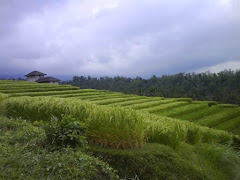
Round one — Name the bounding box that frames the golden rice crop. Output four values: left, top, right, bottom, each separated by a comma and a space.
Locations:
3, 96, 145, 149
2, 96, 233, 150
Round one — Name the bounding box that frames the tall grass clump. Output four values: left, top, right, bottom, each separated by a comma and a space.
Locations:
3, 96, 145, 149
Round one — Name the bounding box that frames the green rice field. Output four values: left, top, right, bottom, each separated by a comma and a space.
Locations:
0, 80, 239, 136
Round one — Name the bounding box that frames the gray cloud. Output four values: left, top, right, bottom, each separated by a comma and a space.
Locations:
0, 0, 239, 77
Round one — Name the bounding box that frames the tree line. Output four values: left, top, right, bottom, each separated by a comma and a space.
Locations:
61, 70, 240, 105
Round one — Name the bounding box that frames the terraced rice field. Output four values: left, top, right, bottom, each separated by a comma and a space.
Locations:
0, 80, 239, 135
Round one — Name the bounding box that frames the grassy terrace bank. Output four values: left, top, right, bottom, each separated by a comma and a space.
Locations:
0, 113, 240, 179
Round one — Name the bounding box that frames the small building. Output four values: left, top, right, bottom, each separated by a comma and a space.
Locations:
36, 77, 60, 84
25, 71, 60, 84
25, 71, 46, 82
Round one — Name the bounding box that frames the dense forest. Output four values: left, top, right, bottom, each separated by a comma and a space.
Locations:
62, 70, 240, 105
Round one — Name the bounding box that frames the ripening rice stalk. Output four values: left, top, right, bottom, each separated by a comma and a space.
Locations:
140, 111, 233, 148
86, 106, 145, 149
3, 96, 145, 149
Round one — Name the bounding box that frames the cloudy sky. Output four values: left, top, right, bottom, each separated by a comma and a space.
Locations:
0, 0, 239, 78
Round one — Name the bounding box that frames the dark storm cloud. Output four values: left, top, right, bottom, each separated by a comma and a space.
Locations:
0, 0, 239, 77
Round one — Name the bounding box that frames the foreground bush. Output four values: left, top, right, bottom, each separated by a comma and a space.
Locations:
0, 116, 119, 180
42, 115, 88, 148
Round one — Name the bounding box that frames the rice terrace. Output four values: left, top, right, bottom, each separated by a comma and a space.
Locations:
0, 79, 240, 179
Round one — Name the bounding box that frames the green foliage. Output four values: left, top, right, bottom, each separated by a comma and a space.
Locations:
0, 116, 119, 180
43, 115, 88, 148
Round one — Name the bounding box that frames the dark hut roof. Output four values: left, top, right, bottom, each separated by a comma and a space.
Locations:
36, 77, 60, 83
25, 71, 46, 77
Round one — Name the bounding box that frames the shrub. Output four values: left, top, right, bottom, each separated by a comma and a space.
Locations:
43, 115, 88, 148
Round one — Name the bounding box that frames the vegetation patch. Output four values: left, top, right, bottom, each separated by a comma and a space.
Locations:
0, 116, 119, 180
91, 143, 240, 180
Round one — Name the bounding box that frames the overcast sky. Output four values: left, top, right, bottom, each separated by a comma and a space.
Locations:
0, 0, 239, 78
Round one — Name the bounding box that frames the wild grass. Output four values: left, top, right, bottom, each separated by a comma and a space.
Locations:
195, 108, 240, 127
